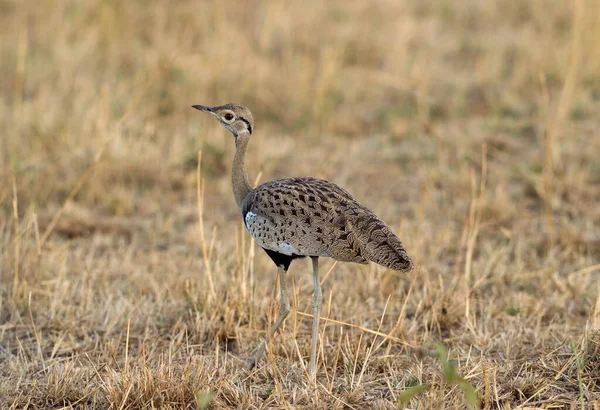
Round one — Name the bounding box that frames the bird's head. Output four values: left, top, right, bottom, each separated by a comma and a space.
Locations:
192, 103, 254, 141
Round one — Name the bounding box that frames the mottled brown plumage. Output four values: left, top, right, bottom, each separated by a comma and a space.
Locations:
192, 103, 413, 380
242, 177, 413, 271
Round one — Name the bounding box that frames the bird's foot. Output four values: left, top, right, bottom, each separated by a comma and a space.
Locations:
246, 340, 266, 370
246, 356, 257, 370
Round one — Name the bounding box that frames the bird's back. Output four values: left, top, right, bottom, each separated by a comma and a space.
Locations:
241, 177, 413, 272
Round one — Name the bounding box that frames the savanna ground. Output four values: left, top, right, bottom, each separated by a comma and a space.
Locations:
1, 0, 600, 408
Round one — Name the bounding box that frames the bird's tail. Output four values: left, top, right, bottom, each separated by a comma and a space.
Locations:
355, 216, 413, 273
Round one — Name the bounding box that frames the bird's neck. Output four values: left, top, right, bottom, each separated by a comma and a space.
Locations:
232, 132, 253, 210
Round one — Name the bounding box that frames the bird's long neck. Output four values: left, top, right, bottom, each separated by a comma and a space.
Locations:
232, 132, 253, 210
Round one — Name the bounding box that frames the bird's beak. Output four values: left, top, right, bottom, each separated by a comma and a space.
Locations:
191, 104, 213, 113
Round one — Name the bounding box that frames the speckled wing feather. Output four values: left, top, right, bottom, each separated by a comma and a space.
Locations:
241, 177, 413, 272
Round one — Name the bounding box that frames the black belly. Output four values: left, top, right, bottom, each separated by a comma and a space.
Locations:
263, 248, 306, 271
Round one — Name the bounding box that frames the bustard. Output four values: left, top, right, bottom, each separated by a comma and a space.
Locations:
192, 103, 413, 379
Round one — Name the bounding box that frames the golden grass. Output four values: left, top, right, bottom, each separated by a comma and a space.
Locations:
1, 0, 600, 408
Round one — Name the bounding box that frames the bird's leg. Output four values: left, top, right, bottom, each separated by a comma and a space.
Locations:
308, 256, 322, 379
247, 266, 290, 370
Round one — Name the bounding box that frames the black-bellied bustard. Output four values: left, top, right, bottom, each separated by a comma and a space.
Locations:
192, 103, 413, 380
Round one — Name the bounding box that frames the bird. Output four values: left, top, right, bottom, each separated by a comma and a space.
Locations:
192, 103, 413, 379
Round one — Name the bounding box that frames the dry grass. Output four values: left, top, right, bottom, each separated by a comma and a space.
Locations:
1, 0, 600, 408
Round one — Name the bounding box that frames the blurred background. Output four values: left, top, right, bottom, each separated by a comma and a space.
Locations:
2, 1, 600, 223
1, 0, 600, 407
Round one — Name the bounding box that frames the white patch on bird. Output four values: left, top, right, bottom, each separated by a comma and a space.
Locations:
276, 242, 301, 255
244, 211, 257, 226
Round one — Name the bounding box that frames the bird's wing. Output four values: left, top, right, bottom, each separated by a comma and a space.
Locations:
242, 176, 413, 272
240, 177, 368, 262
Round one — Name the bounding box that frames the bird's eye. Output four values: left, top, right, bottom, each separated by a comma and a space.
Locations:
223, 113, 234, 121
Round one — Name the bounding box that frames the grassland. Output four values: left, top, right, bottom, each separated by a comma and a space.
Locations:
1, 0, 600, 408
